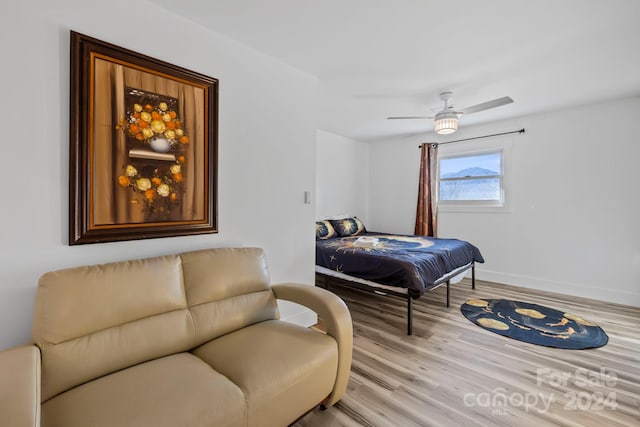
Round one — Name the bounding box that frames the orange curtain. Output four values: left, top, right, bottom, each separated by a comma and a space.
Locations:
414, 143, 438, 237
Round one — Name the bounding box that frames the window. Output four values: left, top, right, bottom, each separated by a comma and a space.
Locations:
439, 150, 504, 206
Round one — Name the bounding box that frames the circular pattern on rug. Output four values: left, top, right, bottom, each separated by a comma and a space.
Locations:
461, 299, 608, 349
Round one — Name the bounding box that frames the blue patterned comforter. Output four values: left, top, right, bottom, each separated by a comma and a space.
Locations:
316, 233, 484, 293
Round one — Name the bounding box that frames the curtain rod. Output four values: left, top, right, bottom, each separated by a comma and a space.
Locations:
419, 128, 525, 148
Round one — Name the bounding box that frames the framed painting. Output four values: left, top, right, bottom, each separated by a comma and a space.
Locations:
69, 31, 218, 244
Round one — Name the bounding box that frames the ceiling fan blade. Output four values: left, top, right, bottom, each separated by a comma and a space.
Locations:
387, 116, 434, 120
460, 96, 513, 115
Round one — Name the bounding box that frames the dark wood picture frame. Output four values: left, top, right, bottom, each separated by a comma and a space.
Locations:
69, 31, 218, 245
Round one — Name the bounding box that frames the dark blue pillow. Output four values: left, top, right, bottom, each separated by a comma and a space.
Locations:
330, 217, 366, 237
315, 220, 337, 240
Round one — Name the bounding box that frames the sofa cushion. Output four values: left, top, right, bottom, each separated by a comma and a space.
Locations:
41, 353, 246, 427
34, 255, 187, 345
193, 320, 338, 427
181, 248, 279, 345
34, 255, 195, 401
181, 248, 272, 305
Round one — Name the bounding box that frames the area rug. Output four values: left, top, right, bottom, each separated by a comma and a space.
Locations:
461, 299, 608, 349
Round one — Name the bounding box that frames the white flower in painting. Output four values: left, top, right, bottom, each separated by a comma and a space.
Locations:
170, 164, 181, 174
136, 178, 151, 191
157, 184, 170, 197
175, 128, 184, 137
125, 165, 137, 177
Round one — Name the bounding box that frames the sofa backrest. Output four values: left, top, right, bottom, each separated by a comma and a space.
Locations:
181, 247, 279, 346
33, 247, 278, 402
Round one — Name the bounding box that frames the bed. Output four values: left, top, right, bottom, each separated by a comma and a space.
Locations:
315, 217, 484, 335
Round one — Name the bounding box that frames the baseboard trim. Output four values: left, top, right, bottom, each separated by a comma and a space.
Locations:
474, 268, 640, 307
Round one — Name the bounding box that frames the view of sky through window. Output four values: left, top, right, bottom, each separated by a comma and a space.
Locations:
439, 152, 502, 202
439, 152, 501, 178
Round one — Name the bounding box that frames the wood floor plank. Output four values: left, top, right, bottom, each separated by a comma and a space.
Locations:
295, 279, 640, 427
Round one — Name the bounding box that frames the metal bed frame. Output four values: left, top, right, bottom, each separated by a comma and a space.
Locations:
316, 262, 476, 335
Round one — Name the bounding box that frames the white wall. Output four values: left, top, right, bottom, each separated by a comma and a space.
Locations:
369, 97, 640, 306
316, 130, 370, 225
0, 0, 318, 351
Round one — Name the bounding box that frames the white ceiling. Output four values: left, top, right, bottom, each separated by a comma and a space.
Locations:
150, 0, 640, 142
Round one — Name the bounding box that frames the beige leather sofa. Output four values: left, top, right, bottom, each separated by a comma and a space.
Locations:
0, 247, 352, 427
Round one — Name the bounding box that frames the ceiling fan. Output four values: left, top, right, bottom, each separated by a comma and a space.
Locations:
387, 91, 514, 135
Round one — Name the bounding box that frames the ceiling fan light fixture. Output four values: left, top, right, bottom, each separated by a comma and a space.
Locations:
387, 92, 513, 135
434, 111, 458, 135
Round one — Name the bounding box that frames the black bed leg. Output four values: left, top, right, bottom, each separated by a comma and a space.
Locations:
472, 263, 476, 290
446, 280, 450, 307
407, 297, 413, 336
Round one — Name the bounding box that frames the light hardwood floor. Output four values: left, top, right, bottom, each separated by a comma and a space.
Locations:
295, 279, 640, 427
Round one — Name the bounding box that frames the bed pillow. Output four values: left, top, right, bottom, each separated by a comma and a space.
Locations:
330, 217, 367, 237
315, 220, 337, 240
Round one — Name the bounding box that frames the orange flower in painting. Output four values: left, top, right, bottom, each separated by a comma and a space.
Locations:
165, 121, 176, 130
133, 112, 141, 119
170, 193, 177, 201
174, 121, 181, 129
138, 120, 149, 128
173, 172, 183, 183
179, 136, 189, 144
145, 189, 155, 200
128, 123, 140, 134
151, 177, 162, 186
169, 111, 177, 119
144, 104, 154, 111
177, 155, 185, 164
135, 132, 145, 141
118, 176, 129, 187
151, 111, 161, 121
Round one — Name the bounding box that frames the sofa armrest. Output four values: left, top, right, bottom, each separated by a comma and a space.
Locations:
0, 345, 41, 427
271, 283, 352, 407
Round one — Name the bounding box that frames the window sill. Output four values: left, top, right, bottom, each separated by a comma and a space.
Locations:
438, 204, 512, 214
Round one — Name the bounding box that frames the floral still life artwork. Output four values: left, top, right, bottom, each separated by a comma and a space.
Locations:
69, 31, 218, 244
115, 90, 190, 221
